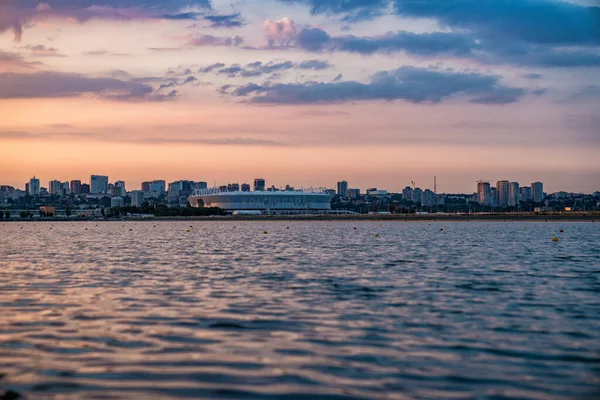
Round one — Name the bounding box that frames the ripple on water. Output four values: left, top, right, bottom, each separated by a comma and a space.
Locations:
0, 221, 599, 399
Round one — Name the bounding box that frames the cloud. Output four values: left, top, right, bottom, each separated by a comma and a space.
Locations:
297, 28, 477, 57
393, 0, 600, 46
0, 50, 38, 72
223, 66, 527, 105
0, 71, 176, 101
263, 18, 297, 47
263, 19, 600, 68
523, 73, 542, 80
298, 60, 332, 70
203, 13, 244, 28
199, 62, 226, 73
23, 44, 66, 57
0, 0, 211, 41
201, 59, 332, 78
188, 33, 244, 47
278, 0, 389, 22
135, 137, 286, 146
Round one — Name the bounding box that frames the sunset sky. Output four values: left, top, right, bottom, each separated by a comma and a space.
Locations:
1, 0, 599, 193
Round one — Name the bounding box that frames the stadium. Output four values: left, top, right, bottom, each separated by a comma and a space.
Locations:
188, 188, 332, 214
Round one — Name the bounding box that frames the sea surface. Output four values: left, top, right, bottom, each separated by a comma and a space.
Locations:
0, 221, 599, 400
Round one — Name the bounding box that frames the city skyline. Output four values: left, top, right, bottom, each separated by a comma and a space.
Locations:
1, 0, 599, 191
5, 173, 596, 197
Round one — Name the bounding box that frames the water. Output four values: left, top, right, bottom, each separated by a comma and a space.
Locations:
0, 221, 599, 399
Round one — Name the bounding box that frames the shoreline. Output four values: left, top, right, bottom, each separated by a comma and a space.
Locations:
1, 214, 597, 222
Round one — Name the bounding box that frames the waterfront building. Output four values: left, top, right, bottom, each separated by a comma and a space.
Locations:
227, 183, 240, 192
142, 181, 151, 192
49, 180, 62, 195
28, 176, 40, 196
90, 175, 109, 194
337, 181, 349, 197
130, 190, 144, 207
421, 189, 436, 206
189, 187, 331, 214
477, 181, 492, 205
496, 180, 509, 207
532, 182, 544, 202
520, 186, 532, 202
402, 186, 413, 202
111, 196, 124, 208
150, 180, 166, 194
254, 178, 266, 192
241, 183, 251, 192
80, 183, 90, 194
412, 188, 422, 204
348, 188, 360, 199
70, 180, 81, 194
508, 182, 520, 206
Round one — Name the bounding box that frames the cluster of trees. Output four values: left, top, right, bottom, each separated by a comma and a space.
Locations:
108, 203, 226, 218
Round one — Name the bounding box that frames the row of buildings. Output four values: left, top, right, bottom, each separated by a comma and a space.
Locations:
477, 181, 544, 207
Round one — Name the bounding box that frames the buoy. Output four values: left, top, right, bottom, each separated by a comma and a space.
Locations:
263, 230, 268, 234
186, 229, 190, 232
559, 229, 564, 233
129, 228, 132, 231
440, 228, 443, 231
552, 237, 559, 242
353, 227, 357, 230
374, 233, 379, 237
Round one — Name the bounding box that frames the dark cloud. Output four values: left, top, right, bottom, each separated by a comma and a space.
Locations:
296, 28, 477, 57
188, 34, 244, 47
0, 71, 176, 101
279, 0, 389, 22
199, 63, 226, 73
268, 21, 600, 68
203, 13, 244, 28
393, 0, 600, 46
183, 76, 197, 84
298, 60, 333, 70
280, 0, 600, 47
224, 66, 527, 105
0, 0, 211, 41
204, 59, 332, 78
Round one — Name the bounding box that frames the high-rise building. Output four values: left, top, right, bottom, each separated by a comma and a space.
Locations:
254, 178, 265, 191
531, 182, 544, 202
508, 182, 520, 206
111, 196, 124, 208
70, 180, 81, 194
520, 186, 532, 202
348, 188, 360, 199
90, 175, 109, 194
130, 190, 144, 207
111, 181, 126, 197
421, 189, 436, 206
477, 181, 491, 205
60, 181, 70, 196
28, 176, 40, 196
412, 188, 422, 204
337, 181, 349, 197
496, 180, 509, 207
49, 180, 62, 195
241, 183, 251, 192
402, 186, 413, 202
195, 181, 207, 190
80, 183, 90, 194
141, 181, 151, 192
150, 180, 166, 194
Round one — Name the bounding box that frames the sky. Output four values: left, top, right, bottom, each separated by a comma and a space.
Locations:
0, 0, 599, 193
